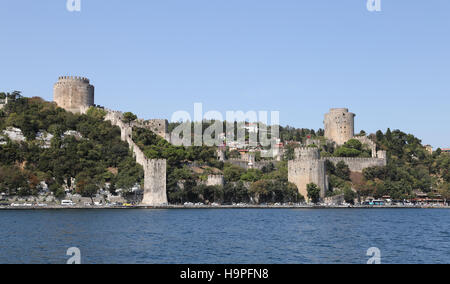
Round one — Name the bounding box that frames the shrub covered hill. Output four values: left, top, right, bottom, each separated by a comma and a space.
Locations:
0, 95, 299, 204
0, 94, 449, 204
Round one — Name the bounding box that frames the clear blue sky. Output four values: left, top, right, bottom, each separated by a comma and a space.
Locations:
0, 1, 449, 147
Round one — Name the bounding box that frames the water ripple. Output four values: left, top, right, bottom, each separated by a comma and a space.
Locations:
0, 209, 449, 264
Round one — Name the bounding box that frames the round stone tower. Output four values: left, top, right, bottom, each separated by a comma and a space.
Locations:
324, 108, 355, 145
54, 76, 94, 114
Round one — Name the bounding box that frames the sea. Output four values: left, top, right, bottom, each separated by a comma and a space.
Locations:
0, 208, 449, 264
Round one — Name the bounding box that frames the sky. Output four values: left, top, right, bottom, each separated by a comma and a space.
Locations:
0, 1, 449, 147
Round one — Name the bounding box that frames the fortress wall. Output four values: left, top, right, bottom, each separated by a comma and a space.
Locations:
206, 175, 225, 187
322, 157, 386, 172
227, 159, 276, 170
288, 159, 327, 200
105, 110, 168, 205
353, 136, 377, 157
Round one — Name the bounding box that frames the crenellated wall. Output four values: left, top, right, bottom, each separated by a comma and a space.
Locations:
227, 158, 276, 171
294, 147, 321, 160
104, 109, 168, 206
321, 157, 386, 172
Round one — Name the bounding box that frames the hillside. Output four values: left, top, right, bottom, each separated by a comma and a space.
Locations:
0, 95, 142, 199
0, 94, 449, 204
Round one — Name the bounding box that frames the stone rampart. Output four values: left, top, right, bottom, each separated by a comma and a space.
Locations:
206, 175, 224, 187
105, 110, 167, 205
321, 157, 386, 172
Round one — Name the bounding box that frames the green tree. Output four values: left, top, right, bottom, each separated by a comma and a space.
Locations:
87, 107, 107, 120
336, 161, 351, 181
240, 169, 262, 182
249, 180, 271, 203
343, 186, 356, 204
223, 164, 245, 182
123, 112, 137, 125
307, 183, 321, 204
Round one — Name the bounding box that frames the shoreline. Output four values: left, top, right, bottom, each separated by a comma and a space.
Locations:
1, 204, 449, 210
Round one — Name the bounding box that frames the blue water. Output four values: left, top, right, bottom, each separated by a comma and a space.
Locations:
0, 209, 449, 264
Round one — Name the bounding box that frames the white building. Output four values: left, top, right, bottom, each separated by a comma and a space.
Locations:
2, 127, 25, 142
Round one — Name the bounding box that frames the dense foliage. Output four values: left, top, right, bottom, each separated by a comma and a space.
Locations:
0, 97, 142, 198
357, 129, 450, 200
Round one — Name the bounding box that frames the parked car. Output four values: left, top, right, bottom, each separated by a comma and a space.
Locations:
61, 200, 75, 206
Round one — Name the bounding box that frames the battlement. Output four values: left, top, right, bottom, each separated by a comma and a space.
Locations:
57, 76, 90, 84
329, 108, 350, 113
294, 147, 320, 160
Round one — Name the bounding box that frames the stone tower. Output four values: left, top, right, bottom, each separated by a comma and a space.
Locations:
141, 159, 168, 206
324, 108, 355, 145
288, 147, 328, 202
143, 119, 169, 140
54, 76, 95, 114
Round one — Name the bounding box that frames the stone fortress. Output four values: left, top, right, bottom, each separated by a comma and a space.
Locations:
52, 76, 387, 205
288, 108, 387, 201
54, 76, 95, 114
53, 76, 168, 206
